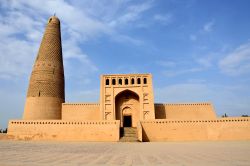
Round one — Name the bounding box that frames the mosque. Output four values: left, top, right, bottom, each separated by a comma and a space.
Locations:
7, 16, 250, 141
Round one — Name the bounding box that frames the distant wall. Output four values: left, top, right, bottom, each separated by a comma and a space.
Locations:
155, 103, 216, 119
8, 120, 119, 141
140, 118, 250, 141
62, 103, 100, 120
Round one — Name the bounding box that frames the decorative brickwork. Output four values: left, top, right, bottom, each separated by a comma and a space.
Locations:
27, 16, 64, 98
23, 16, 64, 120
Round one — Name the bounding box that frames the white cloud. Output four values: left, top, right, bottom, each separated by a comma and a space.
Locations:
157, 59, 206, 77
189, 20, 215, 41
196, 56, 213, 68
153, 13, 172, 25
203, 21, 214, 32
219, 42, 250, 76
108, 1, 153, 27
156, 61, 176, 68
110, 33, 144, 46
163, 67, 203, 77
155, 83, 212, 103
0, 0, 156, 128
0, 0, 155, 80
155, 83, 250, 117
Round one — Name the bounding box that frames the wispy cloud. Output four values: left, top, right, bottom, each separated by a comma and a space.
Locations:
189, 20, 215, 41
163, 67, 204, 77
0, 0, 154, 79
156, 61, 176, 68
219, 42, 250, 76
203, 20, 214, 32
155, 83, 250, 116
109, 1, 153, 27
153, 13, 172, 25
157, 59, 209, 77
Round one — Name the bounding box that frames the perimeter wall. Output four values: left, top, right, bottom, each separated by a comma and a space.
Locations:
139, 117, 250, 141
62, 103, 100, 120
8, 120, 119, 141
155, 103, 217, 119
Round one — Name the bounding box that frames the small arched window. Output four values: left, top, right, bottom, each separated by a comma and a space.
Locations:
106, 79, 109, 85
125, 78, 128, 85
131, 78, 135, 84
118, 78, 122, 85
112, 79, 116, 85
137, 78, 141, 84
143, 78, 147, 84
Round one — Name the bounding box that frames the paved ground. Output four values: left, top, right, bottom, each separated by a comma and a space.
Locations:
0, 141, 249, 166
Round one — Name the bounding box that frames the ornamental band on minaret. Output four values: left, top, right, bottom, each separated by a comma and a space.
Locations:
23, 16, 65, 120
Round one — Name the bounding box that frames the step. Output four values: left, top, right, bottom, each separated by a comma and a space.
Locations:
119, 127, 138, 142
123, 133, 137, 137
123, 130, 136, 133
119, 137, 138, 142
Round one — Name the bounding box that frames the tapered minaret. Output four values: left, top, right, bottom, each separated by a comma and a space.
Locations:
23, 16, 65, 120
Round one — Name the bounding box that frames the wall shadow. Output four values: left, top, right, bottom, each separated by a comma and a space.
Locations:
154, 104, 166, 119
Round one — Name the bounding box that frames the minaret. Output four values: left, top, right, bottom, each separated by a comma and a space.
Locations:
23, 16, 65, 120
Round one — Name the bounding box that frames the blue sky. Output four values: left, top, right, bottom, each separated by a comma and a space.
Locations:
1, 0, 250, 128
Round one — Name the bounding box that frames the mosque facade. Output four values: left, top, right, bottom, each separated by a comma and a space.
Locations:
7, 16, 250, 141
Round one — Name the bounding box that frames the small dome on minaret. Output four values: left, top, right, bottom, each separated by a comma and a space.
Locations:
48, 15, 60, 24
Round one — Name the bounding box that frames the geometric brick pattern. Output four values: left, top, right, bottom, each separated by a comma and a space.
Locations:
26, 16, 65, 99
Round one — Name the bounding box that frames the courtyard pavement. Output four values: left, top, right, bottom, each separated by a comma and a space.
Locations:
0, 140, 249, 166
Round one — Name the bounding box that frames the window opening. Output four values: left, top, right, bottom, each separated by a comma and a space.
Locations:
137, 78, 141, 84
106, 79, 109, 85
112, 79, 116, 85
125, 78, 128, 85
131, 78, 135, 84
119, 78, 122, 85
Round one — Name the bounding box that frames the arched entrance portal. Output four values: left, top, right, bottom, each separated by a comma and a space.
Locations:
115, 90, 140, 127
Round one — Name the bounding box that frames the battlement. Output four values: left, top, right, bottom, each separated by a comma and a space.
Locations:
9, 120, 118, 125
141, 117, 250, 124
155, 102, 211, 106
62, 103, 100, 106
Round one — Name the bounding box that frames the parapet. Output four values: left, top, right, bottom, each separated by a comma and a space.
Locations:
62, 103, 101, 120
155, 102, 217, 119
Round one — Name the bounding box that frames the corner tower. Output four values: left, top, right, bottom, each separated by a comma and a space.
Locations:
23, 16, 65, 120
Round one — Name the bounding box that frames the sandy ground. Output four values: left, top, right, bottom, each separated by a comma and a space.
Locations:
0, 141, 249, 166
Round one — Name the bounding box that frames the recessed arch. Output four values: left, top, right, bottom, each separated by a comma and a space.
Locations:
115, 89, 140, 127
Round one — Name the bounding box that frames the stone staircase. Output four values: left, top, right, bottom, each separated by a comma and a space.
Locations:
119, 127, 138, 142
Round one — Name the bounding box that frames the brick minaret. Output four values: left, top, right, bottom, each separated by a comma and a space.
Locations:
23, 16, 65, 119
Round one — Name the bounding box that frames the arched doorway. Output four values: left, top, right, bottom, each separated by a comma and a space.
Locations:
115, 90, 139, 127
